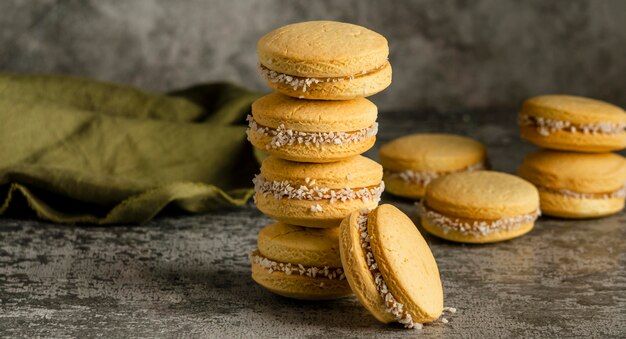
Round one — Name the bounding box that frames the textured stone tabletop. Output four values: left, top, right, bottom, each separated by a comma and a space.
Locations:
1, 112, 625, 338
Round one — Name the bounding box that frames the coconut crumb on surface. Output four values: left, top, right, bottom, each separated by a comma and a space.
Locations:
249, 250, 345, 280
417, 200, 540, 236
356, 211, 419, 329
253, 175, 384, 204
247, 115, 378, 150
518, 114, 626, 136
385, 162, 485, 185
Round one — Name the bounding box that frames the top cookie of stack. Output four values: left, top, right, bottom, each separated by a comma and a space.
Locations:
257, 20, 391, 100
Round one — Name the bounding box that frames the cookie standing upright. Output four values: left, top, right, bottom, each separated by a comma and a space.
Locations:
257, 21, 392, 100
339, 204, 444, 328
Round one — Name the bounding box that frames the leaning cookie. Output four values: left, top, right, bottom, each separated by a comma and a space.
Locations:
518, 150, 626, 218
339, 204, 444, 329
251, 222, 351, 300
257, 21, 392, 100
518, 95, 626, 152
380, 134, 487, 199
248, 93, 378, 162
419, 171, 540, 244
253, 156, 384, 228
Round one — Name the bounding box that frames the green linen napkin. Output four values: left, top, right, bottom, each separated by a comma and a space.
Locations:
0, 74, 262, 224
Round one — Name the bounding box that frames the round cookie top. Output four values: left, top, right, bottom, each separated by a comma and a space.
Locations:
252, 93, 377, 132
379, 134, 486, 172
518, 150, 626, 193
521, 95, 626, 125
425, 171, 539, 220
257, 21, 389, 78
258, 222, 342, 267
368, 205, 444, 323
260, 155, 382, 189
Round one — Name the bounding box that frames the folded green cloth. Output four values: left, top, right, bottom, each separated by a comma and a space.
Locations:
0, 74, 262, 224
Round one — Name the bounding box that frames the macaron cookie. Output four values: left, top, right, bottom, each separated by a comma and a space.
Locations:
253, 155, 384, 228
251, 222, 351, 300
518, 150, 626, 218
379, 134, 488, 199
257, 21, 392, 100
339, 204, 443, 329
248, 93, 378, 162
419, 171, 540, 244
518, 95, 626, 152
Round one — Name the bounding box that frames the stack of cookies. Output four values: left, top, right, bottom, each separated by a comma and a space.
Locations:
247, 21, 392, 300
517, 95, 626, 218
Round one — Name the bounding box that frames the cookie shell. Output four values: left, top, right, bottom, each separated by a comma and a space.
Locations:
258, 222, 342, 267
518, 150, 626, 194
424, 171, 539, 220
257, 21, 389, 78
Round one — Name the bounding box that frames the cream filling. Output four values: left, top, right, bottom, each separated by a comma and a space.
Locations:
418, 200, 541, 236
538, 183, 626, 200
258, 63, 387, 93
385, 162, 486, 186
356, 211, 419, 329
246, 115, 378, 150
518, 114, 626, 136
250, 250, 345, 280
253, 175, 384, 204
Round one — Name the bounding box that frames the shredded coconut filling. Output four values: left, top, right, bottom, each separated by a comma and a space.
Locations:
418, 201, 541, 236
253, 175, 385, 204
356, 211, 419, 329
258, 64, 386, 92
250, 250, 345, 280
538, 183, 626, 200
246, 115, 378, 150
385, 162, 486, 185
518, 114, 626, 136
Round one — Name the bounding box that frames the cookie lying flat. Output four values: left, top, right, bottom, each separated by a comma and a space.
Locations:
518, 150, 626, 218
253, 156, 384, 228
419, 171, 540, 244
518, 95, 626, 152
248, 93, 378, 162
251, 222, 351, 300
257, 21, 392, 100
379, 134, 487, 199
339, 204, 443, 329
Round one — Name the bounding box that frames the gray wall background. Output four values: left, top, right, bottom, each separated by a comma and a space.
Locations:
1, 0, 625, 112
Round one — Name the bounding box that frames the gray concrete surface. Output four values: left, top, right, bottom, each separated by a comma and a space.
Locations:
1, 112, 625, 338
1, 0, 625, 112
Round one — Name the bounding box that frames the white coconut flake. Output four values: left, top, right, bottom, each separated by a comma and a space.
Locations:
257, 64, 386, 92
518, 114, 626, 136
538, 183, 626, 200
247, 115, 378, 150
253, 175, 384, 204
385, 162, 486, 185
417, 200, 541, 236
357, 211, 419, 329
310, 204, 323, 212
250, 251, 345, 280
